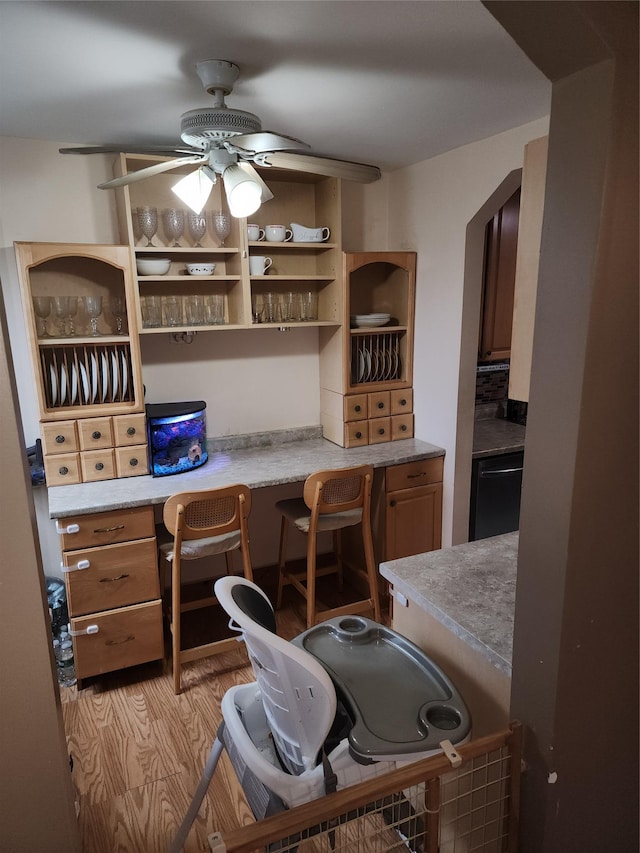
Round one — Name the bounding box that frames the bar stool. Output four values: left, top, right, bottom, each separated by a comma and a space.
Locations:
275, 464, 381, 628
160, 484, 253, 694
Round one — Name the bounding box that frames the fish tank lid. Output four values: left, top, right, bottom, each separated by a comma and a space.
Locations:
146, 401, 206, 420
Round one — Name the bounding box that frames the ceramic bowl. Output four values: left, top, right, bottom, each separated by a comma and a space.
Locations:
186, 263, 216, 276
136, 257, 171, 276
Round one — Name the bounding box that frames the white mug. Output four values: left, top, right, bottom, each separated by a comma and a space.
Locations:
247, 223, 265, 241
265, 224, 293, 243
249, 255, 273, 275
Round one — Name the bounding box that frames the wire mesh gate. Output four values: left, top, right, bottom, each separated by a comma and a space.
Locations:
208, 723, 522, 853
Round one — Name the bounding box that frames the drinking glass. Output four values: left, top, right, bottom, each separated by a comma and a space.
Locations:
83, 295, 103, 336
137, 206, 158, 246
187, 211, 207, 247
212, 211, 231, 247
141, 295, 163, 328
163, 295, 183, 327
185, 294, 205, 326
33, 296, 51, 338
51, 296, 70, 337
110, 295, 126, 334
162, 208, 185, 247
205, 294, 225, 325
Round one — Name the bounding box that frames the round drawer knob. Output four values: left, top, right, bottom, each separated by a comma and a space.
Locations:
127, 427, 136, 436
378, 428, 385, 435
59, 466, 69, 476
355, 405, 361, 413
129, 458, 138, 467
390, 500, 397, 508
92, 430, 102, 440
355, 431, 362, 439
55, 434, 65, 444
95, 462, 104, 471
377, 402, 384, 409
401, 424, 407, 432
400, 398, 407, 406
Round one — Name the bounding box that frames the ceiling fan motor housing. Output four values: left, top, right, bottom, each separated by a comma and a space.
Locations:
180, 107, 262, 147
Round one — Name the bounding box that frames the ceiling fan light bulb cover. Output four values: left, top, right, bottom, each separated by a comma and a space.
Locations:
223, 165, 262, 217
171, 167, 215, 214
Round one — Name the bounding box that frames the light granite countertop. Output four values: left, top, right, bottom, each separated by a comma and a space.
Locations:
48, 435, 445, 519
472, 419, 526, 458
380, 532, 518, 676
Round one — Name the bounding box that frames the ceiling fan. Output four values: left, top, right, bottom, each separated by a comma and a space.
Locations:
60, 59, 382, 217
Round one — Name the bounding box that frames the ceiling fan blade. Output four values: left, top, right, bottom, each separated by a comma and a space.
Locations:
229, 132, 310, 154
60, 144, 198, 157
257, 152, 381, 183
97, 156, 207, 189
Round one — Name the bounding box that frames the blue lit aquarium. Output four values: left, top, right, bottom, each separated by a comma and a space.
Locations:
146, 401, 208, 477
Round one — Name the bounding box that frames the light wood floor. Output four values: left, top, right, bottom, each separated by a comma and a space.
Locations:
61, 575, 387, 853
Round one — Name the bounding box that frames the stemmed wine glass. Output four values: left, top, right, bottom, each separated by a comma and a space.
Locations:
162, 208, 185, 247
66, 296, 79, 337
51, 296, 70, 337
137, 206, 158, 246
110, 295, 126, 335
211, 210, 231, 247
33, 296, 52, 338
187, 211, 207, 247
84, 295, 103, 337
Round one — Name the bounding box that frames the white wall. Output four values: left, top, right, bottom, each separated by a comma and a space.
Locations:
357, 117, 549, 545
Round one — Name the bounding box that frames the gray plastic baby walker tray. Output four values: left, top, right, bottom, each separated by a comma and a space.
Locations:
292, 615, 471, 763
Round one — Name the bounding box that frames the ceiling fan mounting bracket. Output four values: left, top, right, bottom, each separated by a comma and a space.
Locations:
195, 60, 240, 97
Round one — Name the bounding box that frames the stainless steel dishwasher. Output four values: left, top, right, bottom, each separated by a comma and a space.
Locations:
469, 450, 524, 541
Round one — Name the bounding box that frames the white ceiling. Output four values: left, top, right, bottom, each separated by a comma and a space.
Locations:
0, 1, 550, 172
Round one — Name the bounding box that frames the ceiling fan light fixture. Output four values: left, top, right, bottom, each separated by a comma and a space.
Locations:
222, 163, 262, 218
171, 166, 216, 214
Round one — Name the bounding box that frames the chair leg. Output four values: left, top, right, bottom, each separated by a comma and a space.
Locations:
334, 530, 344, 591
171, 556, 182, 695
361, 520, 381, 623
224, 550, 234, 576
276, 516, 289, 609
307, 533, 317, 628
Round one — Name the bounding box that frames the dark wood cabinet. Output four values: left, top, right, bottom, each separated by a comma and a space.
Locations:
479, 188, 521, 361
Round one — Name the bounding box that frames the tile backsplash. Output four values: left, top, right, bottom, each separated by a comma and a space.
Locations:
475, 361, 510, 404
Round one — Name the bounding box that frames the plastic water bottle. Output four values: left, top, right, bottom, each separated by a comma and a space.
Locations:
54, 627, 77, 688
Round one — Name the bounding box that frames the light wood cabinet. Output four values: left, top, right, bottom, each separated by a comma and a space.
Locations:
59, 506, 163, 680
383, 457, 443, 560
321, 251, 416, 447
15, 241, 149, 484
112, 154, 343, 331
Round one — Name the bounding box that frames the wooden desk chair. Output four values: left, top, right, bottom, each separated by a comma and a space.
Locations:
161, 484, 253, 694
275, 464, 381, 628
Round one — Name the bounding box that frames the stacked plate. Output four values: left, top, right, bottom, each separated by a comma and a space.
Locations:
352, 312, 391, 328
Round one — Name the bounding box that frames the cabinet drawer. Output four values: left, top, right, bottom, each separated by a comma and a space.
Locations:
71, 599, 164, 680
59, 505, 156, 551
368, 391, 390, 418
390, 388, 413, 415
113, 413, 147, 446
63, 537, 159, 617
115, 444, 149, 478
81, 448, 116, 482
345, 394, 368, 422
386, 456, 444, 492
78, 417, 114, 450
368, 416, 391, 444
391, 413, 414, 440
44, 452, 81, 486
345, 421, 369, 448
41, 420, 78, 455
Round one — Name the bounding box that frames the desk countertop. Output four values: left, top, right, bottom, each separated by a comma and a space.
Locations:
48, 436, 445, 519
379, 532, 518, 676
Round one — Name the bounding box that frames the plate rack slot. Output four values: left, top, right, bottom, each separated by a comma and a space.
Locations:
39, 343, 133, 409
350, 330, 404, 386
